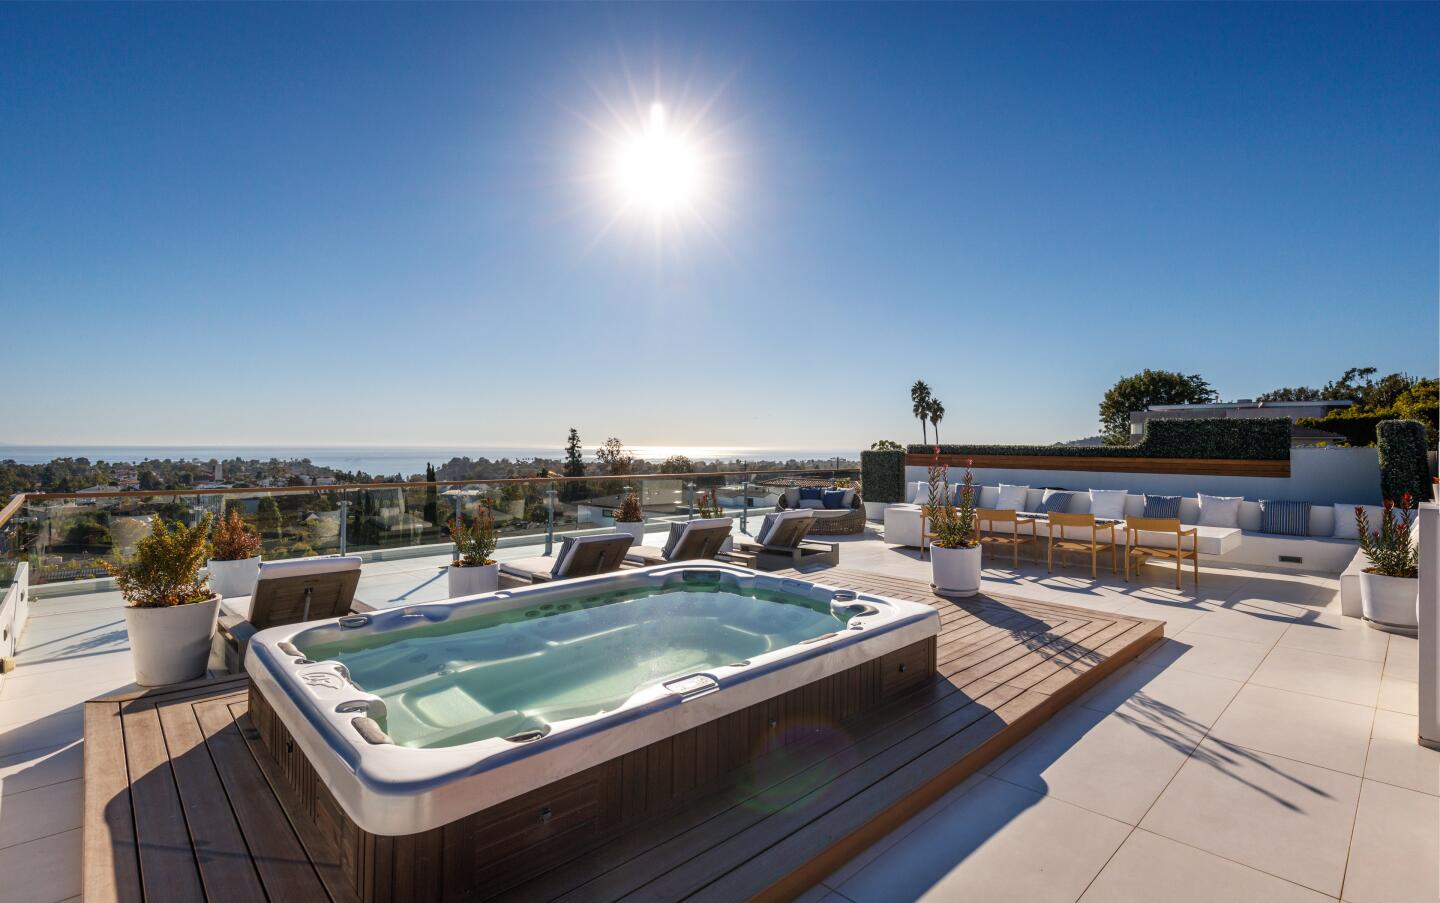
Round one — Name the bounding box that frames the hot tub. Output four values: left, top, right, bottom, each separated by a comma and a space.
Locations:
245, 563, 939, 895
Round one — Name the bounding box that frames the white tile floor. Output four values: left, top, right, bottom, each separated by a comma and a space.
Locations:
0, 524, 1434, 903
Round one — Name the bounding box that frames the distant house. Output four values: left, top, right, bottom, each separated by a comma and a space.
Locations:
1129, 399, 1355, 446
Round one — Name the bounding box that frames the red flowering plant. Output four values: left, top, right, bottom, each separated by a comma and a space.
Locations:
927, 448, 977, 550
1355, 494, 1418, 578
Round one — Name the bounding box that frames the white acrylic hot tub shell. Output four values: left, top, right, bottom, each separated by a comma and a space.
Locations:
246, 562, 939, 836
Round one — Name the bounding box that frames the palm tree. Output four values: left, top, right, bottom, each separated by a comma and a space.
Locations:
928, 398, 945, 445
910, 380, 932, 445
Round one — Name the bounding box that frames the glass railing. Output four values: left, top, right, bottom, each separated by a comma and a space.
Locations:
0, 467, 860, 588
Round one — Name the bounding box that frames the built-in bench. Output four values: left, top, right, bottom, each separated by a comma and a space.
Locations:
884, 484, 1365, 573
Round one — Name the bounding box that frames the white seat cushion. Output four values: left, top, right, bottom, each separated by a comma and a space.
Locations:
499, 556, 555, 579
1197, 494, 1243, 528
220, 594, 253, 620
1088, 489, 1127, 521
996, 484, 1029, 511
1332, 503, 1384, 540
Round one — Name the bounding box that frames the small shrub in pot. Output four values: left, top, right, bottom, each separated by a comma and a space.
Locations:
447, 508, 499, 597
208, 510, 262, 598
1355, 495, 1420, 634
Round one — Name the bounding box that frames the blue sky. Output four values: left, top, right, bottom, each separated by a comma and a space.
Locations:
2, 3, 1436, 453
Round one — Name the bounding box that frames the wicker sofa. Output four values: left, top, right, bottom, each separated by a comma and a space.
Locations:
775, 486, 865, 535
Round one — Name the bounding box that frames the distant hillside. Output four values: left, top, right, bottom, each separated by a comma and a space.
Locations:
1057, 436, 1105, 447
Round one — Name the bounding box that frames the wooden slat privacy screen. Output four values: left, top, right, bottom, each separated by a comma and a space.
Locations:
904, 454, 1291, 478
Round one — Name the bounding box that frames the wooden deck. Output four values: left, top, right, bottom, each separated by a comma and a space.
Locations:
83, 569, 1162, 903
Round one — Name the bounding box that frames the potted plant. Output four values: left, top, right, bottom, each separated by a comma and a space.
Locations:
614, 492, 646, 547
103, 514, 219, 686
1356, 495, 1419, 634
929, 454, 981, 597
208, 509, 262, 598
447, 507, 498, 597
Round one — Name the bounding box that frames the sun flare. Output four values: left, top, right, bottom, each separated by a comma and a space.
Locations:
613, 103, 704, 214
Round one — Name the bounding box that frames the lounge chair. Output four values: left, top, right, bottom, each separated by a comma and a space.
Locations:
215, 555, 362, 671
624, 517, 733, 565
726, 510, 838, 571
499, 533, 633, 586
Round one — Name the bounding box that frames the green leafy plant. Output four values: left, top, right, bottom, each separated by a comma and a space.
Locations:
925, 451, 977, 550
616, 492, 644, 523
869, 439, 903, 451
1356, 495, 1418, 578
102, 514, 214, 608
1098, 369, 1217, 446
448, 508, 496, 567
695, 490, 722, 519
1378, 419, 1432, 503
910, 417, 1290, 461
210, 510, 261, 561
860, 448, 905, 503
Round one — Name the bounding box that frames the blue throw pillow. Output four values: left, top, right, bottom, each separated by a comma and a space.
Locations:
798, 486, 825, 502
1041, 491, 1073, 514
821, 489, 848, 510
1143, 495, 1181, 519
1260, 499, 1311, 536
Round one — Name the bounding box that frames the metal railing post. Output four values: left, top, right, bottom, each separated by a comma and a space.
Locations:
452, 495, 463, 563
686, 482, 695, 520
545, 486, 557, 556
1419, 502, 1438, 749
741, 471, 750, 534
337, 500, 349, 556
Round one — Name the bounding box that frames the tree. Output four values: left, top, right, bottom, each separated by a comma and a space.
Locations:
561, 428, 587, 502
870, 439, 903, 451
596, 438, 634, 475
1099, 370, 1217, 445
927, 398, 946, 445
910, 380, 933, 444
422, 463, 439, 531
256, 496, 282, 538
659, 454, 694, 474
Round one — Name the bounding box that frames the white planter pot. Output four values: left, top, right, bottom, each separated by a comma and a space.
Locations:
931, 544, 982, 597
447, 562, 499, 598
1358, 570, 1419, 634
613, 521, 646, 549
864, 501, 890, 522
207, 556, 261, 599
124, 596, 221, 686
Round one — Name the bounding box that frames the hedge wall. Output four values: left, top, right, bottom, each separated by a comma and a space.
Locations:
908, 418, 1291, 461
860, 449, 905, 503
1297, 405, 1439, 448
1377, 419, 1431, 503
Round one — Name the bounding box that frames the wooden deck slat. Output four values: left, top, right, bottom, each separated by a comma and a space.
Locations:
83, 700, 144, 903
120, 702, 206, 902
155, 698, 268, 902
191, 696, 334, 903
85, 568, 1162, 903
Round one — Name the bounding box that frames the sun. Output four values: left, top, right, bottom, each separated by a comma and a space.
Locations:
613, 103, 704, 214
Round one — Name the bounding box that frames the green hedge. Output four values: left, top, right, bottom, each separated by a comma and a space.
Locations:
1297, 404, 1438, 448
860, 449, 905, 503
908, 418, 1291, 461
1377, 419, 1431, 503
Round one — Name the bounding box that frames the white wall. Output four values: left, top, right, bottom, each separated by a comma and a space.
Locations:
0, 563, 30, 694
905, 447, 1380, 505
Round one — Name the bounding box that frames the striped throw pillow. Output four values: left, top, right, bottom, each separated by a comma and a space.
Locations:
1040, 491, 1073, 514
1259, 499, 1311, 536
1143, 495, 1181, 518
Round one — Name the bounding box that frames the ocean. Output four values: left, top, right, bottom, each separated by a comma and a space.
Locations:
0, 445, 860, 479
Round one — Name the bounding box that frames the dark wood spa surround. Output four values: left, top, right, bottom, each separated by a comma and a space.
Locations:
246, 635, 939, 901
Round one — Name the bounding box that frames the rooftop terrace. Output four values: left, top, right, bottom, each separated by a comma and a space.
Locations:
1, 510, 1434, 902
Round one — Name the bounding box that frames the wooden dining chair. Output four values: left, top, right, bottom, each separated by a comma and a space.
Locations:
1124, 516, 1199, 590
1046, 512, 1117, 578
976, 508, 1036, 567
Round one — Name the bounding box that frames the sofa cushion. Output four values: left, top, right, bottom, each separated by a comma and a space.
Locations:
911, 481, 931, 506
1198, 494, 1243, 528
996, 484, 1029, 511
840, 488, 857, 507
799, 486, 825, 502
1040, 490, 1073, 514
783, 487, 801, 507
1089, 489, 1127, 521
1333, 503, 1384, 540
1143, 495, 1181, 519
1260, 499, 1311, 536
798, 499, 825, 510
821, 489, 848, 509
